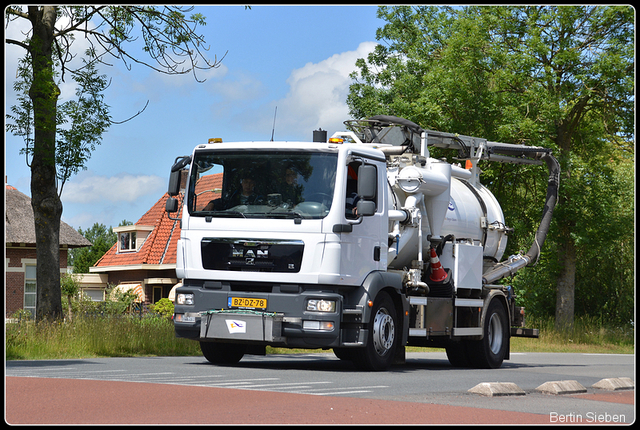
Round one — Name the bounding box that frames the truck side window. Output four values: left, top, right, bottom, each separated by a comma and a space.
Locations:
345, 162, 377, 219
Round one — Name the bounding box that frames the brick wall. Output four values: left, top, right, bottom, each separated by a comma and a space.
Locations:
5, 245, 69, 317
5, 270, 25, 316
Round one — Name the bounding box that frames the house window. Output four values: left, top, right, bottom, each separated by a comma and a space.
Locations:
153, 286, 163, 303
119, 231, 137, 252
114, 225, 153, 253
24, 265, 37, 319
82, 289, 105, 302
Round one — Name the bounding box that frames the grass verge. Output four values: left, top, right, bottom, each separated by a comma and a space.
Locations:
510, 315, 634, 354
6, 315, 201, 360
6, 314, 633, 360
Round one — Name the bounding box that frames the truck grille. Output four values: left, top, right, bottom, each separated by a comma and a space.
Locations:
201, 238, 304, 273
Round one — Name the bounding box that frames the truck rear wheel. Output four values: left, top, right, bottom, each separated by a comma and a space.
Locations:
200, 341, 245, 365
467, 298, 509, 369
351, 292, 398, 371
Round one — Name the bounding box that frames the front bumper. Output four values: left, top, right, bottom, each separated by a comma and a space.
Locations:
173, 284, 361, 349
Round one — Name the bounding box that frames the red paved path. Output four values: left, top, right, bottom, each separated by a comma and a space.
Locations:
5, 377, 633, 425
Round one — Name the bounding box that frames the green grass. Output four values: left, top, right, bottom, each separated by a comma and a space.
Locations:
509, 315, 634, 354
6, 315, 201, 360
6, 314, 633, 360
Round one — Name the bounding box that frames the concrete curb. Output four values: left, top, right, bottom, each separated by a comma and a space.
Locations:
535, 380, 587, 395
469, 377, 636, 398
468, 382, 525, 397
592, 377, 634, 391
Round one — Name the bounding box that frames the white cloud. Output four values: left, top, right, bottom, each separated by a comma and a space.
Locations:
62, 207, 118, 231
62, 171, 166, 204
266, 41, 378, 139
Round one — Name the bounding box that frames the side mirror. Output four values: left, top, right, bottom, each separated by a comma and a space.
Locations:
356, 200, 376, 217
168, 155, 191, 196
167, 170, 182, 197
166, 197, 178, 213
357, 164, 377, 200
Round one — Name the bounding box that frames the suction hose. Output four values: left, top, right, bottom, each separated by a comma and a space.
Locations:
482, 151, 560, 284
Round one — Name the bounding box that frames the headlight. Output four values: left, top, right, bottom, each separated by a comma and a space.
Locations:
306, 299, 336, 312
177, 293, 194, 305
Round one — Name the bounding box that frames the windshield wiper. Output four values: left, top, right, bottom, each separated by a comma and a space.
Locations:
240, 210, 306, 220
204, 210, 246, 218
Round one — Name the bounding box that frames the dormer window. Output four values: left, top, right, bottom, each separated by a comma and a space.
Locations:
120, 231, 136, 251
114, 225, 154, 253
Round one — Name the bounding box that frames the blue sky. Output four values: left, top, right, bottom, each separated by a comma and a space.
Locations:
4, 5, 385, 231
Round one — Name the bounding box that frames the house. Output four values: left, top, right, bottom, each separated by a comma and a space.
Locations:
5, 183, 92, 318
90, 173, 222, 305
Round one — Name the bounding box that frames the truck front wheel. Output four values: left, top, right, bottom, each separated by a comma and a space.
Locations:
352, 292, 398, 371
200, 341, 245, 365
445, 341, 471, 367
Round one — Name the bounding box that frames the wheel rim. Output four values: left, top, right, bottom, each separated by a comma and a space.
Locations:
372, 307, 395, 356
488, 312, 503, 355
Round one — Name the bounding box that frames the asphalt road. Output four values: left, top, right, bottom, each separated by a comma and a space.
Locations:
5, 351, 635, 425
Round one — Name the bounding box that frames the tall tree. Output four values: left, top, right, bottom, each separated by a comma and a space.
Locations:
348, 5, 634, 329
5, 6, 225, 320
68, 222, 119, 274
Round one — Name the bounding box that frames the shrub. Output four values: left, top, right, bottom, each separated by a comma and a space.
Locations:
150, 298, 174, 319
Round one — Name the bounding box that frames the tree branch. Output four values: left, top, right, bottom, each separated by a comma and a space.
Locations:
110, 100, 150, 124
5, 38, 30, 51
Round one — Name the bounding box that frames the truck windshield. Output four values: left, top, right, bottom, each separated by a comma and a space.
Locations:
187, 149, 338, 219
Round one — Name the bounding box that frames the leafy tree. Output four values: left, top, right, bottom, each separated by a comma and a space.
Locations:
7, 57, 111, 194
348, 6, 634, 329
68, 222, 124, 273
5, 6, 225, 321
60, 273, 81, 322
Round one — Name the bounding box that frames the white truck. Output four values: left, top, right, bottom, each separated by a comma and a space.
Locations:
166, 115, 559, 370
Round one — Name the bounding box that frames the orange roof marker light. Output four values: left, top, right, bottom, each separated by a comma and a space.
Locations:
328, 137, 343, 144
208, 138, 223, 144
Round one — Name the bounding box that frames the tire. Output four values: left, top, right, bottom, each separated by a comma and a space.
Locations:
467, 298, 509, 369
332, 347, 356, 362
445, 341, 471, 368
200, 341, 245, 365
351, 292, 399, 371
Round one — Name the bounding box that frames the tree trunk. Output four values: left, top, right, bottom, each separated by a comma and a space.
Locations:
554, 117, 578, 331
555, 232, 576, 330
28, 6, 63, 321
67, 295, 73, 322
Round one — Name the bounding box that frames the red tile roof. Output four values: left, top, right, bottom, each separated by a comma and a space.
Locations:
193, 171, 223, 211
94, 173, 222, 267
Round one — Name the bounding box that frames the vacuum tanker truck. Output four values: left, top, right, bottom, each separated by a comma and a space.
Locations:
166, 115, 559, 370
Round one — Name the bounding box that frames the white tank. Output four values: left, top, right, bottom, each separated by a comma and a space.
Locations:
387, 161, 507, 270
444, 178, 507, 259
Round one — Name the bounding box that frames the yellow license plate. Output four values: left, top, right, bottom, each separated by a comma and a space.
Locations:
228, 297, 267, 310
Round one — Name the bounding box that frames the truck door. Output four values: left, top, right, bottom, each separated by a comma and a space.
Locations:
340, 159, 387, 284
